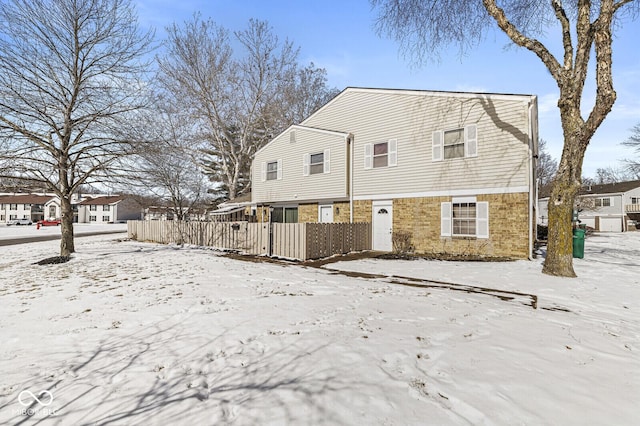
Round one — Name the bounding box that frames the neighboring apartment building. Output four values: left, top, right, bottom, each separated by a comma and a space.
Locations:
0, 193, 141, 224
538, 180, 640, 232
252, 87, 539, 259
0, 194, 56, 223
77, 195, 141, 223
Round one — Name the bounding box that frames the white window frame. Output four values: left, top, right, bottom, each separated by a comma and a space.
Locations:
89, 215, 97, 222
303, 149, 330, 176
595, 197, 612, 207
89, 205, 97, 211
441, 197, 489, 239
364, 139, 397, 169
262, 160, 283, 181
102, 215, 110, 222
433, 124, 478, 161
103, 205, 110, 211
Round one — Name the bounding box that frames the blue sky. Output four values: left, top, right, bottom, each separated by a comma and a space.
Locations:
136, 0, 640, 178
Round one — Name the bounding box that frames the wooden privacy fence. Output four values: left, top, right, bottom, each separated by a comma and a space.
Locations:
127, 221, 371, 261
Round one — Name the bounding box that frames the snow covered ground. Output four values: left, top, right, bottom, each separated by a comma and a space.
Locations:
0, 232, 637, 425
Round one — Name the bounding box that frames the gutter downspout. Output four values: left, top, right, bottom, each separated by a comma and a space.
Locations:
619, 193, 626, 232
528, 98, 537, 260
348, 133, 354, 223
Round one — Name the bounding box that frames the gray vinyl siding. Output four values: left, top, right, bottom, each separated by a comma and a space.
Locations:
253, 127, 348, 204
580, 194, 624, 217
302, 89, 534, 198
624, 187, 640, 205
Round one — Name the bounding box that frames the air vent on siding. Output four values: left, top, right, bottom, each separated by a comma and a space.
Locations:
290, 130, 296, 143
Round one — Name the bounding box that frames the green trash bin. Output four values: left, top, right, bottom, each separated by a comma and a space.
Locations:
573, 228, 585, 259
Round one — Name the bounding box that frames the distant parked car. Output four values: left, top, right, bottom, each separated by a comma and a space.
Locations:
7, 218, 33, 226
37, 219, 61, 226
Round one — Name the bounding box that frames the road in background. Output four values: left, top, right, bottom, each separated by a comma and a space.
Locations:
0, 223, 127, 246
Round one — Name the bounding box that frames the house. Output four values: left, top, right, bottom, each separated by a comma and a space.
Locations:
252, 87, 539, 259
142, 205, 211, 221
143, 206, 176, 221
0, 194, 56, 223
538, 180, 640, 232
76, 195, 141, 223
210, 193, 257, 222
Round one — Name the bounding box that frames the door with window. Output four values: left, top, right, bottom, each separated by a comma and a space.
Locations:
372, 201, 393, 251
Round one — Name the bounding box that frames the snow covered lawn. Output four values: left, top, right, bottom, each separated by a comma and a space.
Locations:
0, 233, 638, 425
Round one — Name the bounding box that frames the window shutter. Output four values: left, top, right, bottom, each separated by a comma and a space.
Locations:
465, 125, 478, 157
441, 202, 452, 237
277, 159, 283, 180
261, 162, 266, 182
364, 143, 372, 169
476, 201, 489, 238
388, 139, 397, 167
324, 149, 331, 173
432, 131, 443, 161
303, 154, 310, 176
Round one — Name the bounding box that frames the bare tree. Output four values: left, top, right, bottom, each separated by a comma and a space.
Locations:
0, 0, 153, 256
373, 0, 639, 277
275, 63, 341, 126
622, 123, 640, 177
537, 139, 558, 188
158, 16, 338, 201
593, 165, 635, 184
127, 98, 210, 220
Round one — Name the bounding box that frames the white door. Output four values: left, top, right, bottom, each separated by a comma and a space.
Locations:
373, 201, 393, 251
319, 205, 333, 223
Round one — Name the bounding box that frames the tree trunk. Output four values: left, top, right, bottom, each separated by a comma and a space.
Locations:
59, 195, 75, 256
543, 169, 579, 277
542, 104, 587, 277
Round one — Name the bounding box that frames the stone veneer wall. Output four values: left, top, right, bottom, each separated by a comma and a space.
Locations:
298, 203, 317, 223
252, 193, 529, 258
352, 200, 372, 224
353, 193, 530, 259
255, 206, 270, 223
298, 201, 353, 223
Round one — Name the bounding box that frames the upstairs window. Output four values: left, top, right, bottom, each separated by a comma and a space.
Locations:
103, 205, 110, 211
364, 140, 397, 169
89, 205, 97, 211
433, 125, 477, 161
310, 153, 324, 174
266, 161, 278, 181
261, 160, 282, 181
595, 197, 612, 207
303, 149, 330, 176
444, 129, 465, 159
